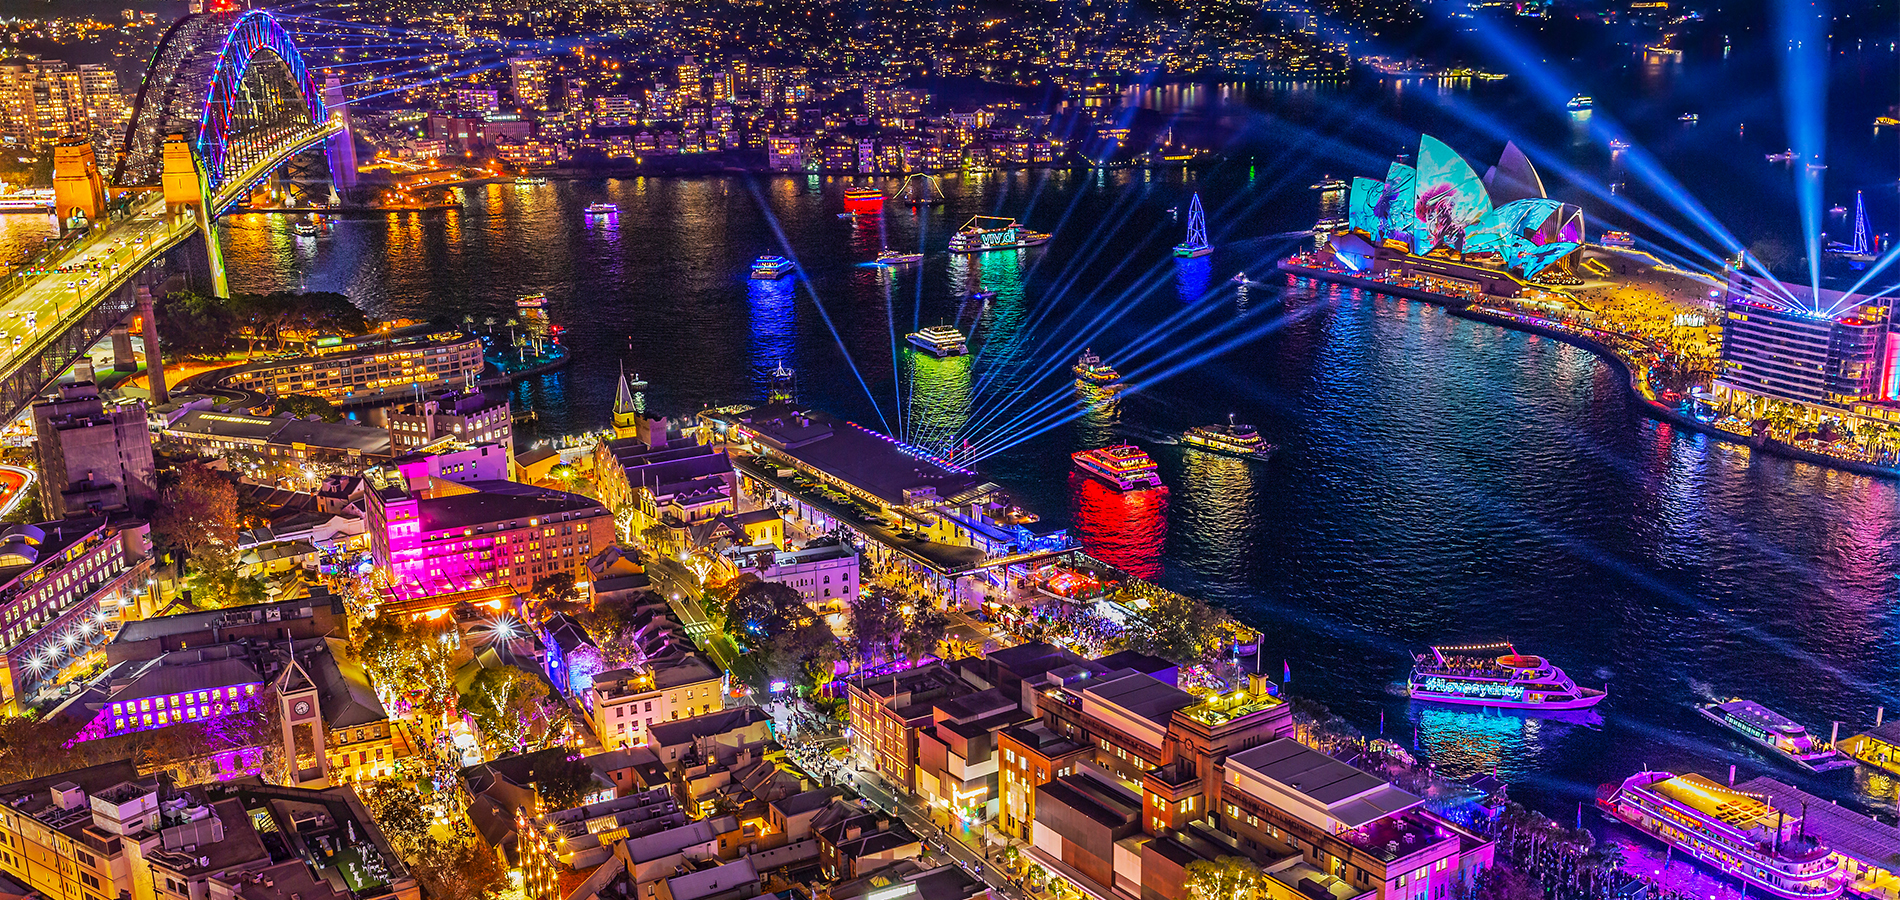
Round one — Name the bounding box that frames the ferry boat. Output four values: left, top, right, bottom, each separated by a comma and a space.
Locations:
874, 249, 924, 266
1072, 445, 1164, 490
516, 293, 549, 309
844, 187, 885, 215
585, 202, 618, 216
1182, 414, 1275, 462
1598, 771, 1841, 900
1309, 176, 1348, 191
948, 216, 1050, 253
293, 220, 320, 237
1679, 112, 1699, 123
1600, 231, 1635, 248
1767, 149, 1799, 163
1608, 138, 1631, 150
0, 190, 54, 213
906, 325, 968, 358
750, 255, 795, 280
516, 175, 549, 185
1697, 699, 1856, 772
1407, 642, 1607, 710
1565, 94, 1593, 111
1073, 349, 1120, 386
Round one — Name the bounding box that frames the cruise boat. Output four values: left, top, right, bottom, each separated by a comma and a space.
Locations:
1407, 642, 1607, 710
1608, 138, 1631, 150
750, 255, 795, 280
874, 249, 924, 266
1598, 771, 1841, 900
1072, 445, 1164, 490
585, 202, 618, 216
0, 190, 53, 213
948, 216, 1050, 253
1182, 414, 1276, 462
1767, 149, 1799, 163
906, 325, 968, 358
516, 293, 549, 309
1679, 112, 1699, 123
1697, 699, 1856, 772
844, 187, 885, 215
516, 175, 549, 185
293, 220, 320, 237
1073, 349, 1120, 386
1600, 231, 1635, 248
1565, 95, 1593, 111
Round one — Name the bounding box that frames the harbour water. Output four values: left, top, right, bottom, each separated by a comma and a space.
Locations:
5, 71, 1891, 823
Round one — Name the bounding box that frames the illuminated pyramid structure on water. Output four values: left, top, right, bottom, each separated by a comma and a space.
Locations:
1333, 136, 1585, 281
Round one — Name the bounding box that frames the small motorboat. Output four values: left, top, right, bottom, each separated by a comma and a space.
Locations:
1232, 272, 1248, 284
971, 290, 997, 301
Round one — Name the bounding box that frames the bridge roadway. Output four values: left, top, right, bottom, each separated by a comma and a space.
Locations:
0, 118, 341, 420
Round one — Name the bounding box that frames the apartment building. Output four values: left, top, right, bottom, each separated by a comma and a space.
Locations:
0, 762, 417, 900
0, 60, 124, 150
847, 664, 984, 795
588, 658, 726, 750
386, 391, 513, 459
204, 326, 483, 405
915, 688, 1031, 822
996, 722, 1091, 840
0, 518, 154, 706
363, 456, 613, 598
32, 382, 157, 519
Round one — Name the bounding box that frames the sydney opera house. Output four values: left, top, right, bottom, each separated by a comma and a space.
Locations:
1320, 135, 1586, 290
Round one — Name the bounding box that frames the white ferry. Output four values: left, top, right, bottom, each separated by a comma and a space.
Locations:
1072, 445, 1163, 491
874, 249, 924, 266
1697, 699, 1856, 772
906, 325, 968, 358
1598, 771, 1841, 900
948, 216, 1050, 253
1182, 414, 1275, 462
584, 202, 618, 216
1407, 642, 1607, 711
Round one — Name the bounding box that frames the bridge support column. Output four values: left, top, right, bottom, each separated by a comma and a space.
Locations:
111, 323, 135, 372
52, 137, 106, 233
137, 283, 167, 406
161, 133, 229, 298
323, 76, 358, 192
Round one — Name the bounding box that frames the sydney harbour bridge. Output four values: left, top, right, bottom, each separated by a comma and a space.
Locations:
0, 4, 355, 417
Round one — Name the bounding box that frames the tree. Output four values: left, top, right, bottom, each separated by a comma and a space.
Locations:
531, 751, 597, 812
726, 580, 810, 646
408, 835, 506, 900
460, 665, 567, 756
641, 522, 675, 556
1474, 867, 1543, 900
900, 605, 948, 663
1124, 592, 1224, 664
273, 394, 341, 421
359, 779, 432, 860
530, 572, 587, 612
847, 587, 905, 663
1185, 857, 1268, 900
152, 460, 241, 563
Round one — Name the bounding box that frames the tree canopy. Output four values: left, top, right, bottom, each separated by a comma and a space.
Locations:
156, 290, 370, 358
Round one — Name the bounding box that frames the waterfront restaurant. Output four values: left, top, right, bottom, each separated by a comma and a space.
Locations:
696, 403, 1075, 605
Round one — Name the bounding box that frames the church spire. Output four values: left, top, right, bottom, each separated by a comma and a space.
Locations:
615, 361, 637, 414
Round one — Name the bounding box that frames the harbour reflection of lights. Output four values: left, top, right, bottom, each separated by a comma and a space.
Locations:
1069, 470, 1167, 581
1411, 703, 1600, 781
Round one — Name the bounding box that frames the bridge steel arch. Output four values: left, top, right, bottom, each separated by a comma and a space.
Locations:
114, 10, 325, 192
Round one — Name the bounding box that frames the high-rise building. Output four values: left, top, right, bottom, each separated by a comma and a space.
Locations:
1715, 274, 1896, 408
509, 56, 553, 111
0, 60, 125, 151
32, 382, 157, 519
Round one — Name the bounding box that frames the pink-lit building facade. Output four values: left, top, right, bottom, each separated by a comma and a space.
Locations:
364, 445, 616, 598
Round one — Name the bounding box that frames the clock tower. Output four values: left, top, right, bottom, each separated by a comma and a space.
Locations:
276, 658, 329, 788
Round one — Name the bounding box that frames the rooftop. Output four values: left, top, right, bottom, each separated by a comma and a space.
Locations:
718, 404, 984, 508
1226, 739, 1424, 831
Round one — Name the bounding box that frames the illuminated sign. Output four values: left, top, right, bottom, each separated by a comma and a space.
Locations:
199, 414, 272, 425
316, 336, 343, 347
1422, 678, 1523, 700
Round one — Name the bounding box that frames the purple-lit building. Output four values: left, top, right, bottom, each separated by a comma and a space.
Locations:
0, 518, 154, 707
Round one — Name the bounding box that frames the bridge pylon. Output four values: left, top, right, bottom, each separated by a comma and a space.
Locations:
160, 132, 228, 299
52, 136, 106, 233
